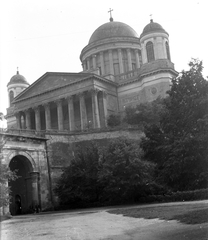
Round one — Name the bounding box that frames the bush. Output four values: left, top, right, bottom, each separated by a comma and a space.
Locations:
107, 114, 121, 127
137, 189, 208, 204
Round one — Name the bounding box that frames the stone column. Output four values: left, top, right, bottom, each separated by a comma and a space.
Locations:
44, 103, 51, 130
30, 172, 39, 207
79, 93, 87, 130
56, 100, 64, 131
25, 109, 31, 130
135, 49, 140, 68
102, 91, 108, 127
86, 58, 90, 70
153, 38, 158, 60
34, 107, 41, 131
118, 48, 124, 74
67, 96, 75, 131
92, 55, 96, 69
141, 42, 147, 64
83, 61, 87, 71
15, 112, 21, 129
127, 49, 132, 71
108, 50, 114, 75
91, 89, 100, 129
100, 51, 105, 75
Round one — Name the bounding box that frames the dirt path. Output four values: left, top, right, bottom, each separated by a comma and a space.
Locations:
1, 201, 208, 240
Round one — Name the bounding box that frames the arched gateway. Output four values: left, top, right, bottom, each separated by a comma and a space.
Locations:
0, 132, 52, 215
9, 154, 39, 215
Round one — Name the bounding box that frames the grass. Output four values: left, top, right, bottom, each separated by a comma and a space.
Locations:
108, 202, 208, 224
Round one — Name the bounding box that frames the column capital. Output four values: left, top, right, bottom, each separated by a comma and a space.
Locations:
55, 99, 62, 106
90, 88, 99, 96
134, 49, 139, 53
33, 106, 40, 113
66, 95, 74, 103
100, 51, 104, 55
108, 49, 113, 53
24, 108, 31, 113
77, 92, 86, 98
118, 48, 122, 53
14, 112, 21, 117
43, 102, 50, 109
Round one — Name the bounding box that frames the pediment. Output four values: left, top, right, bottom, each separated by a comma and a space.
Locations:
14, 72, 91, 101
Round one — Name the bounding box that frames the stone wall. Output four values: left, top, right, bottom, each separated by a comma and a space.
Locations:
45, 128, 144, 205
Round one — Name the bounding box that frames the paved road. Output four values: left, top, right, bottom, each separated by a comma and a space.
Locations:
1, 201, 208, 240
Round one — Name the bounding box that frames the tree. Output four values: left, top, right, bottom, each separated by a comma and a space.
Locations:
107, 114, 121, 127
98, 137, 155, 203
124, 97, 166, 127
0, 135, 17, 207
142, 59, 208, 191
54, 138, 155, 206
54, 142, 102, 206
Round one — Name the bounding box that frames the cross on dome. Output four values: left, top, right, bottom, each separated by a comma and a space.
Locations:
108, 8, 113, 22
150, 14, 153, 22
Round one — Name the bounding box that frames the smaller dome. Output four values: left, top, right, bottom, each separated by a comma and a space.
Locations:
7, 70, 29, 87
140, 19, 168, 38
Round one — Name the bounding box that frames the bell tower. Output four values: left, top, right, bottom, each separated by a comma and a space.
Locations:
7, 69, 29, 107
140, 19, 171, 64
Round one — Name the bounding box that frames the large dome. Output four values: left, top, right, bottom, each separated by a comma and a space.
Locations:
89, 21, 139, 44
140, 19, 168, 38
7, 71, 29, 86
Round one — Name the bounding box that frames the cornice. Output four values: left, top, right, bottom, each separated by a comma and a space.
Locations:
80, 36, 140, 60
118, 68, 178, 87
13, 74, 117, 104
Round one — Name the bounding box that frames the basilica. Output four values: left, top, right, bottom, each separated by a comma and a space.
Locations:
1, 16, 177, 215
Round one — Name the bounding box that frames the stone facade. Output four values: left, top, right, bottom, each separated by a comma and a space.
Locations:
0, 128, 143, 215
0, 132, 52, 215
2, 17, 178, 215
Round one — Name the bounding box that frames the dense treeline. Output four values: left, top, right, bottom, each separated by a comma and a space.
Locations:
141, 60, 208, 191
55, 59, 208, 207
54, 138, 156, 207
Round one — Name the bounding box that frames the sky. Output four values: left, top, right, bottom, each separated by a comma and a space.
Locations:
0, 0, 208, 116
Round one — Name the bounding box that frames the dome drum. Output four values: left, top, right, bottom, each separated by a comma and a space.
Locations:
80, 36, 140, 62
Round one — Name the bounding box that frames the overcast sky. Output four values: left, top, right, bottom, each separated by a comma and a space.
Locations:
0, 0, 207, 115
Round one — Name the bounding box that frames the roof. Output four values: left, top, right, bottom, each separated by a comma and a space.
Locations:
89, 21, 139, 44
7, 71, 29, 87
140, 19, 168, 38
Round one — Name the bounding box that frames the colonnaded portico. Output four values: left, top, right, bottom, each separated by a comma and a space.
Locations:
14, 88, 108, 132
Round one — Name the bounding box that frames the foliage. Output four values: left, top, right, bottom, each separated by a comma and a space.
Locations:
98, 138, 155, 203
50, 142, 73, 166
141, 188, 208, 204
0, 136, 18, 207
54, 142, 102, 206
54, 138, 155, 207
141, 59, 208, 191
107, 114, 121, 127
124, 97, 166, 127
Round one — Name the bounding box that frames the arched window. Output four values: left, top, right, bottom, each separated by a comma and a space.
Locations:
9, 91, 14, 106
166, 41, 171, 60
146, 41, 155, 62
